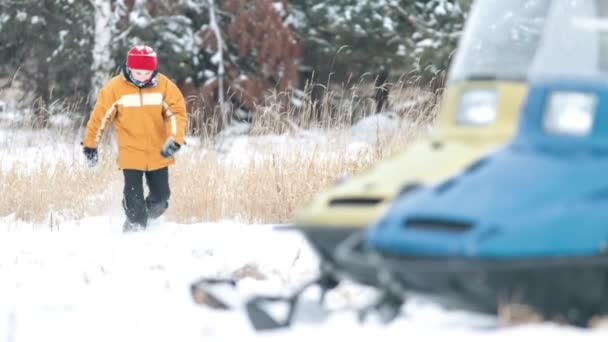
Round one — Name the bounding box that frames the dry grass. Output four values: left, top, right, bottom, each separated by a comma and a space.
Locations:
497, 303, 544, 327
0, 143, 394, 225
249, 79, 438, 134
589, 316, 608, 329
168, 146, 381, 224
0, 83, 438, 225
0, 153, 120, 224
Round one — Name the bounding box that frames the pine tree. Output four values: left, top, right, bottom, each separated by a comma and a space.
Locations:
289, 0, 416, 84
289, 0, 468, 100
0, 0, 94, 122
112, 0, 198, 83
407, 0, 469, 87
288, 0, 422, 113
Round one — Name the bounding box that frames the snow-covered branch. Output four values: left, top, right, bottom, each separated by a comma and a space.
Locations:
387, 1, 419, 31
207, 0, 225, 107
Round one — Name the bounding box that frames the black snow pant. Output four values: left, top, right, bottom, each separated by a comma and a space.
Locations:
122, 167, 170, 227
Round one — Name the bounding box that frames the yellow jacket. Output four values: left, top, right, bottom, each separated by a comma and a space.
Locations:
83, 72, 187, 171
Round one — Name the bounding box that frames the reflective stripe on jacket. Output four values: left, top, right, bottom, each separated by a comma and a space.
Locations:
83, 72, 187, 171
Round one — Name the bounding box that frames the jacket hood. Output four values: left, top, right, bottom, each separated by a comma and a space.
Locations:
121, 63, 158, 88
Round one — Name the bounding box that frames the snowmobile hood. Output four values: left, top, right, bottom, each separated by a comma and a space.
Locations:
367, 79, 608, 258
293, 81, 527, 229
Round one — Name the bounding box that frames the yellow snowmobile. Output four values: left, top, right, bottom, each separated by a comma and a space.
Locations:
292, 0, 550, 271
191, 0, 553, 331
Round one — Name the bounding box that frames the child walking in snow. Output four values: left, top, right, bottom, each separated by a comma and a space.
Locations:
81, 45, 188, 232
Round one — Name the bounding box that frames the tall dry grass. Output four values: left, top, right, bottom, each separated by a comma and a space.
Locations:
0, 153, 120, 224
169, 147, 381, 224
0, 82, 439, 225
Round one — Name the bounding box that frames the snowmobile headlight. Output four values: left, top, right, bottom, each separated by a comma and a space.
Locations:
543, 91, 596, 137
456, 89, 498, 126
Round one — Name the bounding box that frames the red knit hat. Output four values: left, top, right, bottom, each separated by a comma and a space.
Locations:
126, 45, 158, 71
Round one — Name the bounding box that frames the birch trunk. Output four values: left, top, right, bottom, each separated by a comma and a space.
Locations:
90, 0, 114, 100
208, 0, 225, 108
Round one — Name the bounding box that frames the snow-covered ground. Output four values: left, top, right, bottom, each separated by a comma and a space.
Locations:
1, 217, 607, 341
0, 217, 319, 341
1, 115, 608, 341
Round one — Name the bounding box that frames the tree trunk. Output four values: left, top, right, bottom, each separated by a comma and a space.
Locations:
34, 49, 50, 126
373, 68, 391, 113
90, 0, 114, 105
208, 0, 225, 111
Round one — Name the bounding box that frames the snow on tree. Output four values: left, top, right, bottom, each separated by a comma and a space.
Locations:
289, 0, 413, 82
289, 0, 467, 110
0, 0, 94, 123
288, 0, 418, 113
406, 0, 469, 87
111, 0, 198, 83
0, 0, 470, 126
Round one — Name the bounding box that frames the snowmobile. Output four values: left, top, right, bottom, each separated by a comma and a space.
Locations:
291, 0, 552, 255
190, 0, 553, 330
336, 0, 608, 327
287, 0, 550, 286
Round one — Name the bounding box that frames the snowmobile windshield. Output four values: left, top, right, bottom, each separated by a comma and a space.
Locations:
529, 0, 608, 80
447, 0, 551, 83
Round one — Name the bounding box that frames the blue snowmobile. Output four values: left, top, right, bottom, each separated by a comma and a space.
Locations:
335, 0, 608, 327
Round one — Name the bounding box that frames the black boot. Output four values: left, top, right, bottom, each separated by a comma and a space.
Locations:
144, 167, 171, 220
123, 170, 148, 231
122, 198, 147, 233
146, 198, 168, 220
122, 219, 146, 233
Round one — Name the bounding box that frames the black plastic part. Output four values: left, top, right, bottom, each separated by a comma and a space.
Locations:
377, 252, 608, 326
245, 295, 298, 331
288, 225, 360, 264
244, 277, 322, 331
333, 232, 389, 288
358, 291, 405, 324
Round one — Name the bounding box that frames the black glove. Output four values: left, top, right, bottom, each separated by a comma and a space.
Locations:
83, 147, 98, 167
161, 139, 180, 158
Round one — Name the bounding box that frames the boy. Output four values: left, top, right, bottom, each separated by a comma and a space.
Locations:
82, 45, 188, 232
